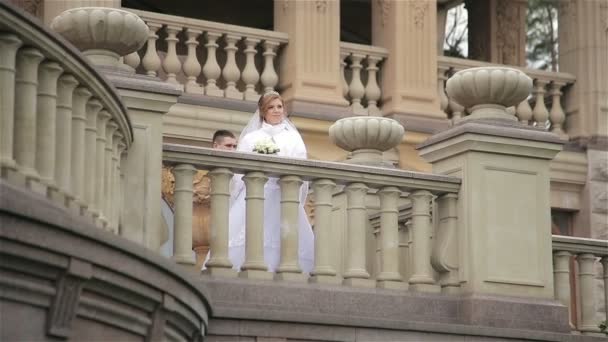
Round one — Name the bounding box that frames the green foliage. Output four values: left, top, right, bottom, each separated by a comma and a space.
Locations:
526, 0, 559, 71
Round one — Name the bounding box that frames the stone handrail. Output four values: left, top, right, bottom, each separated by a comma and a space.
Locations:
340, 42, 389, 116
163, 144, 461, 291
438, 56, 576, 140
552, 235, 608, 334
0, 2, 132, 233
124, 8, 288, 100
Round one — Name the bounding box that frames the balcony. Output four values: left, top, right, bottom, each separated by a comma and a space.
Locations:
1, 2, 607, 341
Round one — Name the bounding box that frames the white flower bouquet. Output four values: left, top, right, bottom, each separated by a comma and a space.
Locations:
253, 138, 280, 154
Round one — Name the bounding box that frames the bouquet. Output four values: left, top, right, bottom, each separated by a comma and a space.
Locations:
253, 138, 280, 154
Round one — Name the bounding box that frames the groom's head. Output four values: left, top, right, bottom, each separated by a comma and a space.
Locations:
212, 130, 237, 150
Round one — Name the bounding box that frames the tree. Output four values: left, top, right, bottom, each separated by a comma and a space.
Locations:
526, 0, 559, 71
443, 4, 468, 58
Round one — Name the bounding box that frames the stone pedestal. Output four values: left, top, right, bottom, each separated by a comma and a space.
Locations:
371, 0, 445, 130
274, 0, 348, 110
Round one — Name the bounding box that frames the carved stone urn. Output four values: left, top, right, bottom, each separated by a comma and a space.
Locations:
446, 66, 533, 122
329, 116, 405, 167
50, 7, 148, 71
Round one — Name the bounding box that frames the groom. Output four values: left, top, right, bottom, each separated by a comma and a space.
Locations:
212, 130, 237, 150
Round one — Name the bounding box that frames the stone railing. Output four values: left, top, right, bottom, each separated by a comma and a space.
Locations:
552, 235, 608, 335
124, 9, 288, 101
163, 144, 461, 291
340, 42, 389, 116
0, 3, 133, 233
438, 56, 577, 140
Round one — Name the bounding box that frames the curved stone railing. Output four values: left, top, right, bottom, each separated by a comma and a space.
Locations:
552, 235, 608, 335
0, 2, 133, 233
340, 42, 389, 116
124, 9, 288, 100
438, 56, 576, 140
0, 180, 210, 341
163, 144, 461, 292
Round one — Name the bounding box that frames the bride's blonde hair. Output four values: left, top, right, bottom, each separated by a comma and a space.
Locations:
258, 91, 283, 122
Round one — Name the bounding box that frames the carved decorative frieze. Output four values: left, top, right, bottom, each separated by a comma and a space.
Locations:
376, 0, 390, 27
316, 0, 327, 13
411, 1, 429, 29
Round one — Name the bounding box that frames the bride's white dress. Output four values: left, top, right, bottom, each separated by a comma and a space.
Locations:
228, 121, 315, 273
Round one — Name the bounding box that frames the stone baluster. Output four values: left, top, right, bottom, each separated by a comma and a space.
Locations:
70, 87, 92, 214
109, 130, 123, 233
577, 253, 601, 334
123, 52, 140, 71
549, 81, 568, 139
104, 121, 118, 229
377, 187, 405, 289
142, 22, 162, 77
202, 31, 223, 97
516, 98, 533, 125
276, 175, 305, 281
432, 193, 459, 293
36, 61, 63, 191
55, 75, 78, 199
115, 138, 127, 232
532, 79, 549, 128
0, 34, 22, 176
260, 40, 280, 93
399, 220, 412, 282
365, 56, 382, 116
409, 190, 439, 292
553, 251, 574, 329
340, 51, 350, 99
310, 179, 338, 284
172, 164, 197, 266
84, 100, 102, 218
348, 53, 366, 115
205, 168, 235, 276
223, 34, 242, 99
242, 38, 261, 101
449, 98, 465, 122
240, 172, 270, 278
14, 47, 44, 189
437, 65, 450, 117
162, 26, 183, 87
602, 257, 608, 332
343, 183, 373, 287
183, 28, 203, 94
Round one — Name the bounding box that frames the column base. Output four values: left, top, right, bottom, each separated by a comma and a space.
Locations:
377, 280, 408, 290
48, 188, 69, 207
343, 278, 376, 288
202, 267, 238, 278
274, 272, 308, 282
309, 274, 342, 285
408, 283, 441, 293
239, 269, 274, 280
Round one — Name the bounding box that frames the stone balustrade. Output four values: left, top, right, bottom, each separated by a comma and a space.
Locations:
552, 235, 608, 335
0, 3, 132, 233
125, 9, 288, 100
340, 42, 389, 116
438, 56, 576, 140
163, 144, 461, 291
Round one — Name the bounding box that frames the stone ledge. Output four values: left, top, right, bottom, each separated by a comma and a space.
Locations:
198, 277, 588, 341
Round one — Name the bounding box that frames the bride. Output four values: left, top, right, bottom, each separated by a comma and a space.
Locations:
228, 91, 314, 273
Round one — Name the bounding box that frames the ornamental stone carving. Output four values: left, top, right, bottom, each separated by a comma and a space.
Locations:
445, 67, 532, 121
329, 117, 404, 167
376, 0, 390, 27
411, 1, 429, 29
50, 7, 148, 69
316, 0, 327, 13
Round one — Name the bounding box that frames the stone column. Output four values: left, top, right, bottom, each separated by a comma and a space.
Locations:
276, 175, 305, 281
577, 253, 601, 334
274, 0, 348, 112
172, 164, 197, 266
205, 168, 236, 277
553, 251, 574, 329
558, 0, 608, 142
371, 0, 445, 131
376, 186, 405, 289
310, 179, 339, 284
240, 172, 271, 279
42, 0, 120, 26
343, 182, 374, 288
465, 0, 527, 66
0, 34, 22, 177
418, 67, 564, 300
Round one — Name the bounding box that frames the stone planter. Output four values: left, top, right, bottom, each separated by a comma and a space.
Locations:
329, 116, 404, 167
446, 67, 532, 122
50, 7, 148, 70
